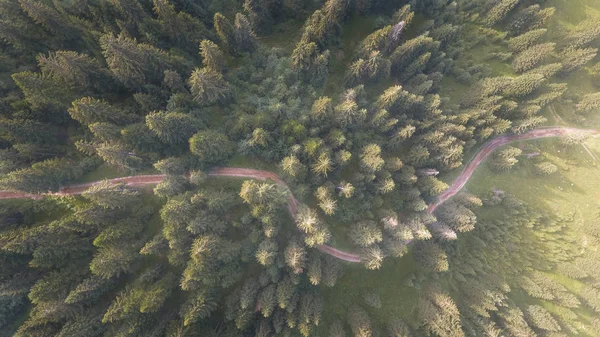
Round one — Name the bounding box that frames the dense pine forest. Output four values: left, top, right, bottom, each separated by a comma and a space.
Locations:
0, 0, 599, 336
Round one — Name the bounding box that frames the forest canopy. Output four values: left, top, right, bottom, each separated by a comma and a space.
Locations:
0, 0, 599, 336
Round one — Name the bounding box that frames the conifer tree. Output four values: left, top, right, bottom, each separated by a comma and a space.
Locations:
108, 0, 148, 27
503, 73, 547, 98
180, 290, 217, 326
507, 5, 555, 36
235, 13, 258, 54
534, 162, 558, 175
146, 111, 201, 144
19, 0, 75, 37
350, 221, 383, 247
525, 305, 561, 332
276, 277, 297, 310
329, 320, 346, 337
0, 119, 58, 145
511, 43, 555, 72
312, 152, 334, 177
484, 0, 520, 27
489, 146, 522, 171
199, 40, 224, 73
507, 29, 547, 52
415, 241, 448, 272
152, 0, 210, 52
347, 305, 373, 337
12, 71, 73, 116
38, 52, 113, 93
95, 142, 144, 171
499, 306, 536, 337
90, 244, 141, 279
258, 284, 277, 317
188, 68, 230, 106
285, 240, 307, 273
281, 155, 306, 179
291, 41, 330, 85
82, 181, 139, 209
255, 239, 277, 266
576, 92, 600, 114
214, 13, 237, 55
390, 35, 438, 75
1, 158, 90, 193
361, 245, 385, 270
563, 20, 600, 48
307, 254, 322, 285
417, 289, 464, 337
69, 97, 135, 126
322, 255, 341, 286
189, 130, 235, 166
360, 144, 385, 173
360, 25, 393, 56
100, 34, 172, 90
560, 47, 598, 74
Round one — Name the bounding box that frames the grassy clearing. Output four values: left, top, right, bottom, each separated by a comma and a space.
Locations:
317, 252, 419, 334
78, 164, 128, 183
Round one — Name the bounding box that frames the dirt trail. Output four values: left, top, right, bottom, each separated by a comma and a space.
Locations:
0, 127, 597, 263
427, 127, 598, 213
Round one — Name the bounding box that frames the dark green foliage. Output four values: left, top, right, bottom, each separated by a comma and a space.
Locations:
414, 241, 449, 272
180, 290, 217, 326
525, 305, 561, 332
511, 43, 555, 72
489, 146, 522, 171
151, 0, 210, 53
188, 68, 230, 105
94, 142, 144, 171
146, 111, 202, 144
82, 181, 140, 208
560, 46, 597, 74
0, 0, 598, 336
349, 221, 382, 247
90, 244, 142, 279
291, 41, 330, 85
483, 0, 520, 27
0, 119, 58, 145
189, 130, 235, 166
507, 5, 555, 36
214, 13, 237, 54
199, 40, 224, 72
100, 34, 172, 90
577, 92, 600, 114
154, 175, 188, 198
507, 29, 547, 52
69, 97, 136, 126
65, 275, 117, 305
347, 305, 373, 337
1, 157, 95, 193
12, 71, 74, 119
38, 51, 114, 93
18, 0, 76, 38
417, 288, 464, 337
235, 13, 258, 54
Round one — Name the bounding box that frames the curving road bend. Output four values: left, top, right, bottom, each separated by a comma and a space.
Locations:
427, 127, 599, 213
0, 127, 597, 263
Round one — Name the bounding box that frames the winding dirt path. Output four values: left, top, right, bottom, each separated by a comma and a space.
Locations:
428, 127, 599, 213
0, 127, 597, 263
